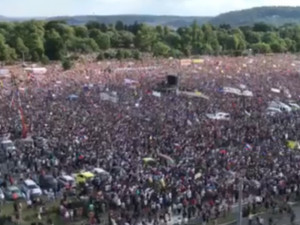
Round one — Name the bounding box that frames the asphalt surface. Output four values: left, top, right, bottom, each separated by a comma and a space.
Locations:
223, 203, 300, 225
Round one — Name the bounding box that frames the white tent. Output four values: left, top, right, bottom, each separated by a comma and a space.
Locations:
0, 69, 10, 78
24, 67, 47, 74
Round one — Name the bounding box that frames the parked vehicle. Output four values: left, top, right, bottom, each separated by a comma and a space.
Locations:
74, 172, 95, 185
58, 175, 75, 189
0, 188, 5, 201
0, 139, 16, 161
21, 179, 42, 198
4, 186, 24, 200
39, 175, 58, 191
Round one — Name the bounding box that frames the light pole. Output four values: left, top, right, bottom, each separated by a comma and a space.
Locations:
237, 177, 243, 225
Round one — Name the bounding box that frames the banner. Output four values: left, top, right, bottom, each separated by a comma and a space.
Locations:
180, 59, 192, 67
179, 91, 209, 100
152, 91, 161, 98
287, 140, 299, 150
192, 59, 204, 64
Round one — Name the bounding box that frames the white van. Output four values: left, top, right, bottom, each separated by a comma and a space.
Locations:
21, 179, 42, 197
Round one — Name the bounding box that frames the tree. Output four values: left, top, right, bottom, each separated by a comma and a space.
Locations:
0, 34, 17, 62
116, 49, 125, 60
14, 21, 45, 61
104, 49, 116, 59
106, 31, 121, 48
202, 43, 213, 55
45, 29, 66, 60
86, 21, 101, 30
69, 38, 99, 53
28, 34, 45, 61
74, 26, 89, 38
170, 49, 183, 58
253, 23, 274, 32
135, 24, 157, 51
89, 29, 102, 39
244, 31, 261, 44
251, 42, 271, 54
177, 27, 192, 56
96, 51, 105, 61
95, 33, 111, 50
284, 38, 296, 52
191, 21, 204, 54
153, 42, 170, 57
62, 58, 73, 70
165, 32, 181, 49
100, 23, 108, 32
270, 39, 286, 53
118, 31, 135, 48
132, 50, 141, 60
155, 25, 165, 41
115, 21, 124, 31
219, 24, 231, 30
13, 37, 29, 59
262, 32, 279, 43
123, 49, 132, 58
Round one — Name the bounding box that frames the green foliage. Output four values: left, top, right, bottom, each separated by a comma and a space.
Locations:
123, 49, 132, 58
270, 41, 286, 53
95, 33, 111, 50
135, 24, 157, 51
97, 51, 105, 61
12, 37, 29, 59
69, 38, 99, 53
152, 42, 171, 57
45, 29, 66, 60
104, 49, 116, 59
210, 7, 300, 27
118, 31, 135, 48
170, 49, 183, 58
116, 49, 125, 60
40, 55, 50, 65
0, 18, 300, 63
251, 42, 271, 54
115, 21, 124, 31
0, 33, 17, 62
74, 26, 89, 38
132, 50, 141, 60
62, 58, 73, 70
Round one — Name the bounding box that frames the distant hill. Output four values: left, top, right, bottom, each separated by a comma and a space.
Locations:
3, 6, 300, 27
48, 15, 212, 27
210, 6, 300, 26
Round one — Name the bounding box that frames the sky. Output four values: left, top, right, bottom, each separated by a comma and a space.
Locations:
1, 0, 300, 17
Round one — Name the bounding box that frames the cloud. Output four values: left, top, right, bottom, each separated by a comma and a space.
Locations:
0, 0, 300, 17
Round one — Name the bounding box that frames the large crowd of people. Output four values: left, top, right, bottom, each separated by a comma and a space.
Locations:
1, 54, 300, 225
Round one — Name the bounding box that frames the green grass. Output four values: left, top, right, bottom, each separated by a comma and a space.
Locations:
0, 200, 67, 225
207, 214, 236, 225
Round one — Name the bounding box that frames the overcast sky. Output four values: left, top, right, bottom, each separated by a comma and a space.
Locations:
1, 0, 300, 17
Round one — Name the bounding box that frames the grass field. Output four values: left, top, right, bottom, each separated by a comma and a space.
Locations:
0, 200, 67, 225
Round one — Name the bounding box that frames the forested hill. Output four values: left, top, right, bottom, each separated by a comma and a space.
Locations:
210, 6, 300, 26
49, 15, 212, 27
2, 6, 300, 27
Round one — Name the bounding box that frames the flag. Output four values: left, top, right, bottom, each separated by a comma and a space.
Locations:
244, 143, 253, 151
9, 91, 15, 108
157, 152, 175, 165
287, 140, 299, 150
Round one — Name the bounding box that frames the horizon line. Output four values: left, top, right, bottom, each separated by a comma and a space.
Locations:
1, 5, 300, 19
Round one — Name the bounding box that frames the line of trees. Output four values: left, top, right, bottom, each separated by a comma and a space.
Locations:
0, 20, 300, 64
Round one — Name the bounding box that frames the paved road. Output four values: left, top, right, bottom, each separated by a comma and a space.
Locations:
222, 203, 300, 225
